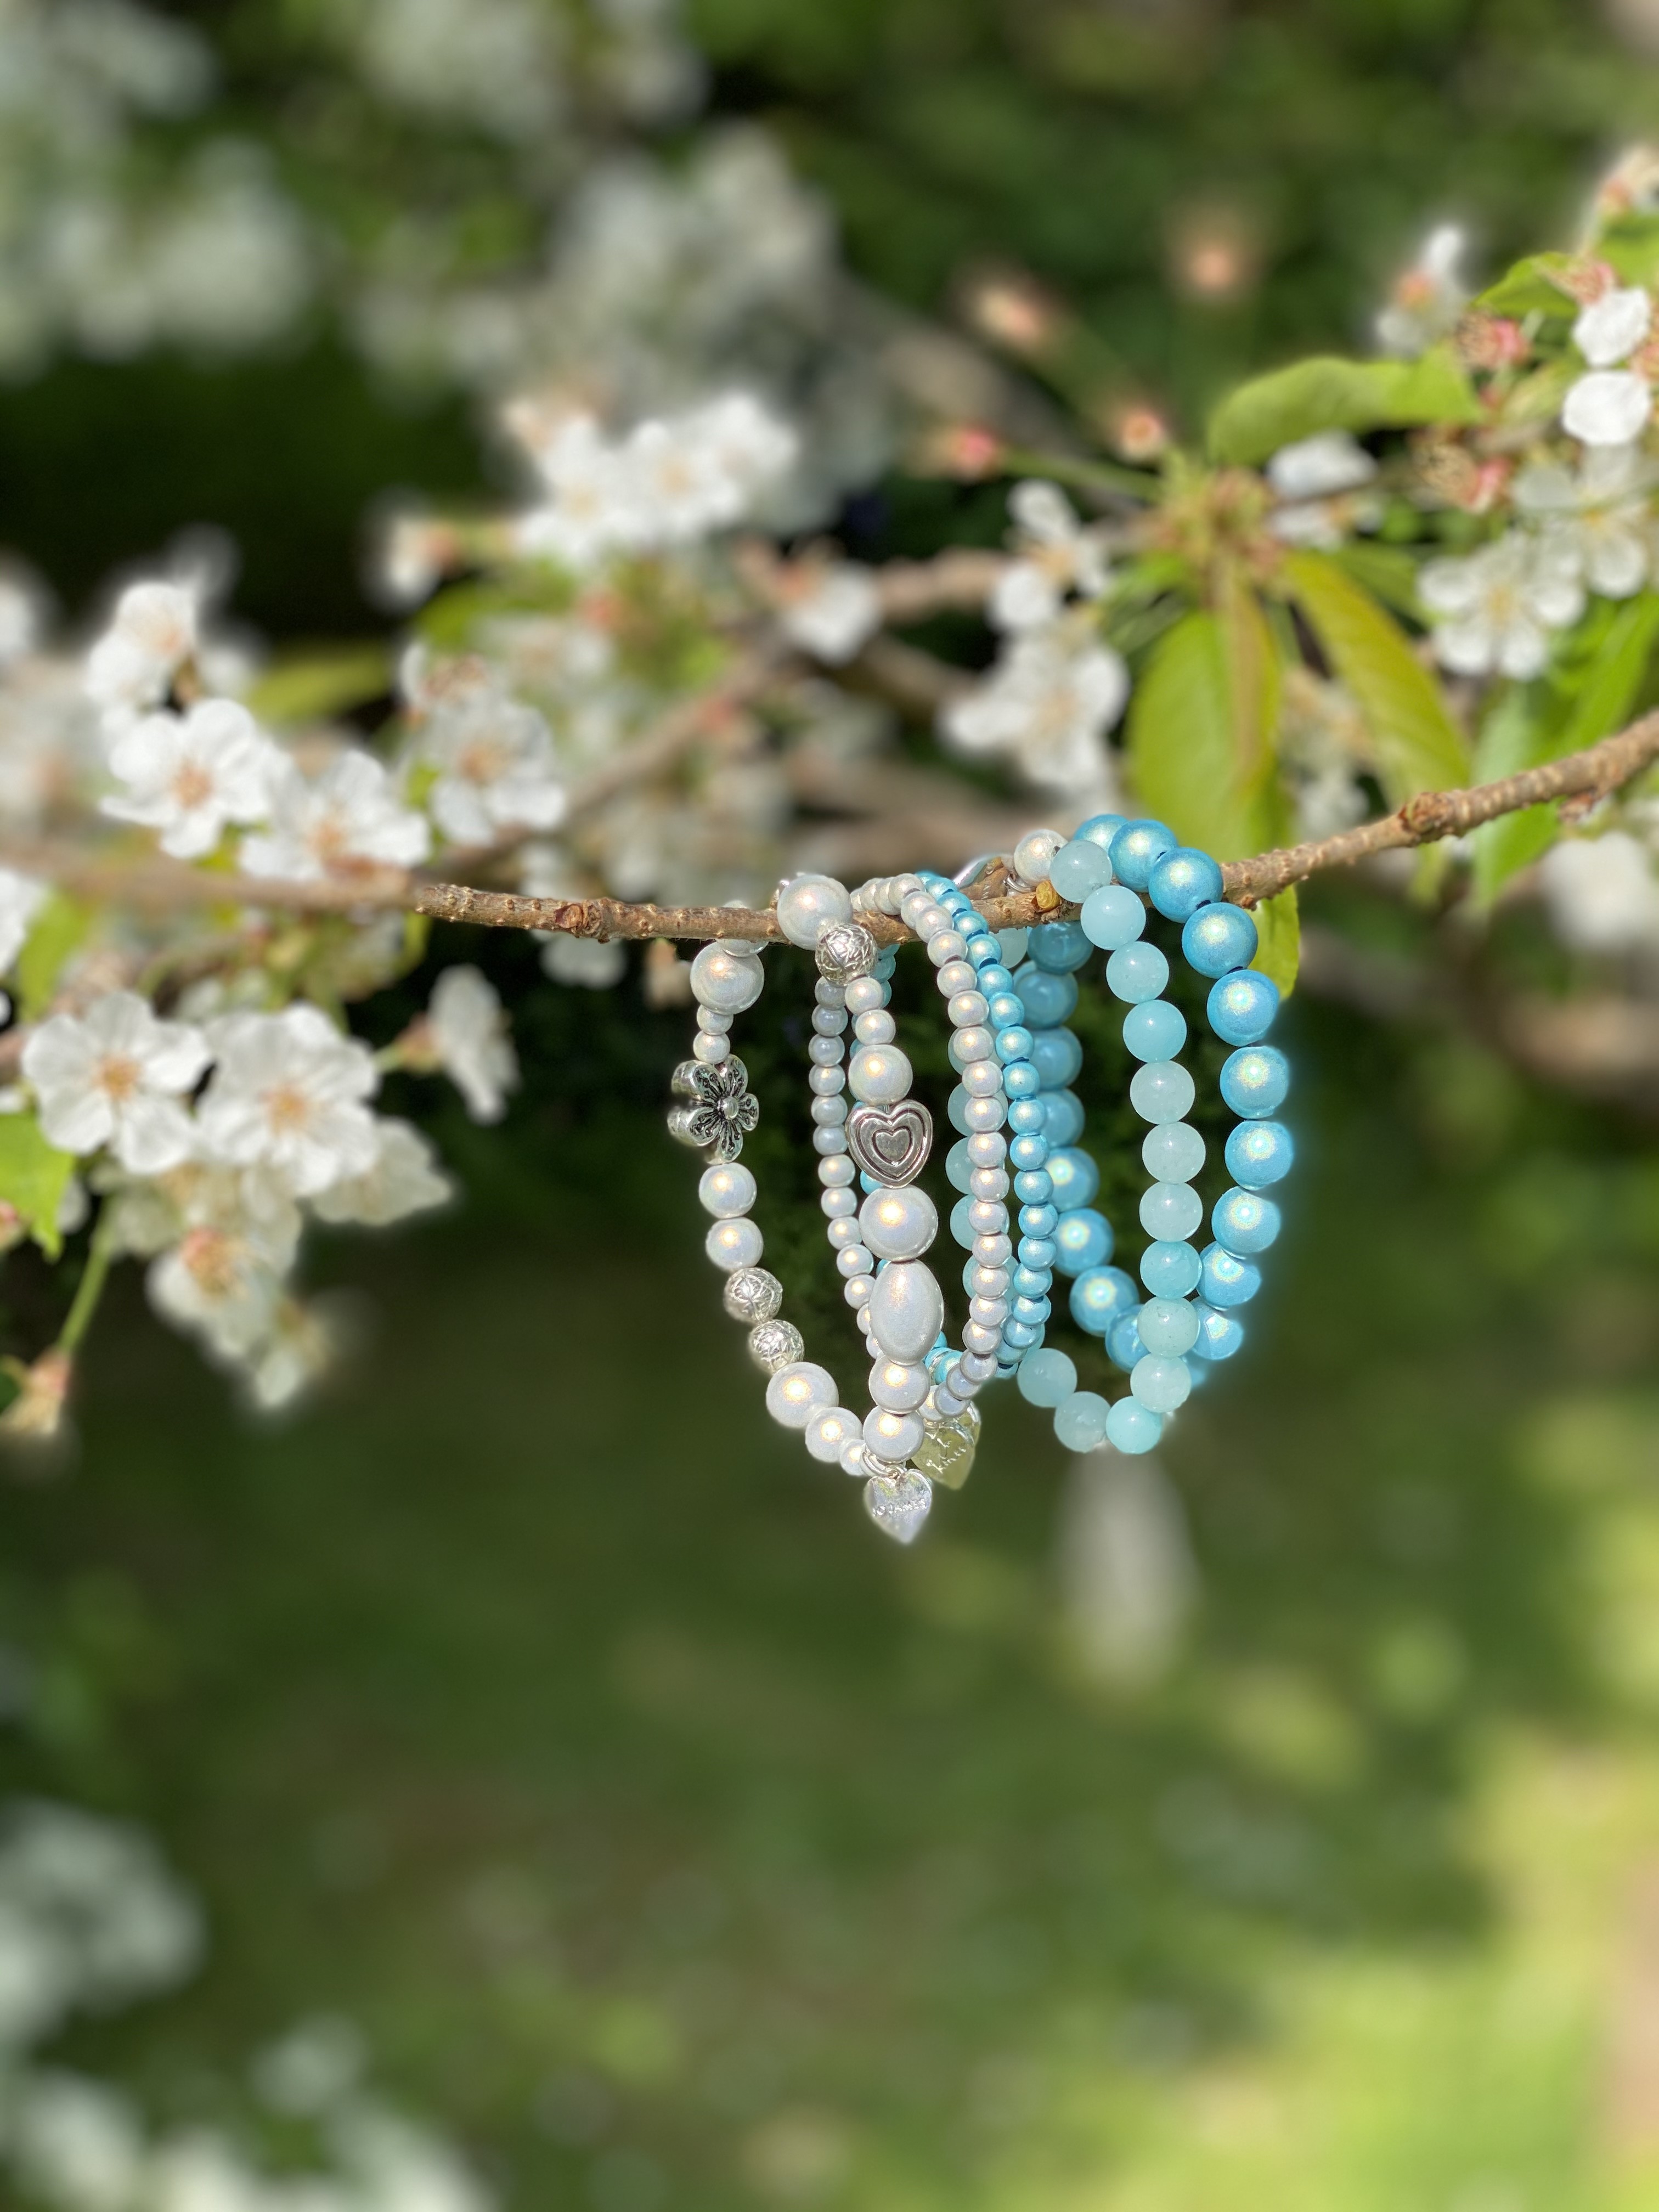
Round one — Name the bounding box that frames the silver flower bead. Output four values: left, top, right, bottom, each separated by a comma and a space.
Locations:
747, 1318, 804, 1373
815, 919, 878, 984
667, 1053, 760, 1162
723, 1266, 782, 1323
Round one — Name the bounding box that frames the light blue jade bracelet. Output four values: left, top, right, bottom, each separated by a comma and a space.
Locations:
668, 824, 1293, 1544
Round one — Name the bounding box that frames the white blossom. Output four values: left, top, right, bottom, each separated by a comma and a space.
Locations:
9, 2072, 144, 2211
240, 749, 430, 881
102, 697, 278, 860
416, 683, 567, 847
197, 1007, 379, 1195
311, 1119, 454, 1227
514, 412, 636, 569
1267, 431, 1379, 501
1573, 285, 1652, 367
23, 994, 208, 1173
145, 1168, 301, 1363
1418, 532, 1585, 679
989, 481, 1110, 633
426, 967, 518, 1122
1376, 222, 1468, 356
1538, 831, 1659, 952
941, 631, 1128, 797
0, 572, 42, 665
776, 563, 882, 663
83, 578, 198, 724
0, 868, 46, 977
1514, 444, 1657, 599
1564, 367, 1654, 448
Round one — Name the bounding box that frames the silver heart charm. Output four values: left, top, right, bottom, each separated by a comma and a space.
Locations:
846, 1098, 932, 1187
863, 1468, 933, 1544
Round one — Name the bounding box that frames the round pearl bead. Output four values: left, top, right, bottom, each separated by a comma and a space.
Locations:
809, 1066, 845, 1096
776, 874, 854, 950
808, 1034, 843, 1065
1013, 827, 1064, 886
864, 1407, 924, 1462
699, 1162, 757, 1218
962, 1096, 1006, 1132
806, 1406, 864, 1463
1069, 1265, 1139, 1335
765, 1361, 838, 1429
690, 942, 764, 1012
706, 1217, 763, 1271
950, 1026, 995, 1065
1208, 971, 1279, 1046
844, 975, 885, 1015
948, 990, 989, 1028
811, 1097, 848, 1125
1226, 1119, 1294, 1188
938, 962, 978, 998
967, 1131, 1007, 1166
819, 1155, 856, 1187
927, 930, 968, 967
860, 1184, 939, 1261
836, 1243, 874, 1278
1212, 1187, 1282, 1256
854, 1009, 896, 1045
821, 1187, 857, 1218
960, 1060, 1002, 1098
827, 1215, 862, 1248
848, 1043, 912, 1104
1220, 1046, 1290, 1119
869, 1358, 932, 1411
692, 1032, 730, 1065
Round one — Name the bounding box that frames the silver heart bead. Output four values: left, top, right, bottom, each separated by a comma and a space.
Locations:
845, 1098, 932, 1187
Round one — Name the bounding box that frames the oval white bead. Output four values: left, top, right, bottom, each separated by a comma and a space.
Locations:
765, 1362, 838, 1429
868, 1259, 944, 1364
859, 1184, 939, 1262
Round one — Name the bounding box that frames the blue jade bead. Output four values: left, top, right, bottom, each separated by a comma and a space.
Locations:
1140, 1239, 1203, 1299
1106, 1397, 1162, 1454
1026, 920, 1094, 972
1213, 1186, 1282, 1256
1106, 942, 1170, 1003
1107, 1308, 1148, 1371
950, 1195, 977, 1246
1226, 1119, 1294, 1189
1131, 1355, 1191, 1413
1130, 1062, 1197, 1123
1141, 1181, 1204, 1242
1054, 1391, 1111, 1452
1190, 1300, 1245, 1361
1017, 1346, 1076, 1406
1208, 970, 1280, 1046
1200, 1242, 1261, 1308
1141, 1121, 1205, 1183
1030, 1028, 1085, 1090
1049, 839, 1112, 901
1079, 884, 1146, 951
1149, 847, 1225, 923
947, 1086, 973, 1135
1123, 1001, 1187, 1063
1053, 1205, 1112, 1276
1137, 1296, 1200, 1357
1108, 818, 1178, 892
1045, 1146, 1099, 1210
1070, 1265, 1139, 1334
1040, 1089, 1085, 1146
1012, 965, 1078, 1026
1182, 900, 1259, 978
1220, 1045, 1290, 1119
1074, 811, 1126, 853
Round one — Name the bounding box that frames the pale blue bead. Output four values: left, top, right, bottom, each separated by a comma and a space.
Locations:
1027, 921, 1093, 973
1149, 847, 1224, 923
1049, 839, 1111, 901
1130, 1060, 1196, 1124
1140, 1180, 1204, 1241
1208, 970, 1279, 1046
1079, 884, 1146, 950
947, 1085, 973, 1135
996, 927, 1029, 967
1075, 811, 1126, 853
946, 1138, 977, 1194
1045, 1146, 1099, 1210
1132, 1355, 1191, 1413
1200, 1242, 1261, 1308
961, 1256, 979, 1296
950, 1195, 976, 1247
987, 991, 1025, 1030
1017, 1346, 1076, 1407
1107, 1308, 1147, 1370
1007, 1097, 1046, 1135
965, 934, 1001, 968
1030, 1028, 1084, 1090
1041, 1089, 1085, 1147
995, 1025, 1035, 1065
1106, 1397, 1163, 1454
1070, 1265, 1138, 1334
1140, 1239, 1202, 1299
1003, 1319, 1041, 1350
1108, 818, 1177, 892
1141, 1121, 1205, 1183
1225, 1118, 1294, 1189
1220, 1045, 1290, 1118
1182, 900, 1258, 978
1190, 1300, 1245, 1361
1005, 1061, 1042, 1099
1213, 1186, 1282, 1256
1137, 1296, 1200, 1357
1008, 1132, 1048, 1172
1054, 1390, 1111, 1452
1053, 1205, 1111, 1276
876, 950, 898, 980
1106, 942, 1170, 1003
1011, 964, 1077, 1026
1124, 1001, 1187, 1063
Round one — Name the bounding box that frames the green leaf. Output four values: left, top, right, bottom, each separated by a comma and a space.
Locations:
1125, 598, 1282, 861
1250, 886, 1300, 998
1469, 685, 1553, 905
1556, 591, 1659, 755
0, 1115, 75, 1260
1328, 542, 1425, 620
243, 645, 392, 728
1207, 346, 1480, 466
1601, 212, 1659, 288
1282, 550, 1470, 800
15, 894, 91, 1023
1475, 251, 1578, 320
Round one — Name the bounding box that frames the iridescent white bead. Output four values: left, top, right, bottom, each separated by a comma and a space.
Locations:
967, 1132, 1006, 1166
1013, 828, 1064, 886
959, 1351, 998, 1384
960, 1060, 1001, 1098
937, 962, 977, 997
811, 1005, 848, 1035
765, 1361, 837, 1428
868, 1357, 932, 1411
848, 1043, 912, 1104
844, 975, 886, 1015
967, 1200, 1007, 1235
836, 1244, 874, 1278
819, 1155, 857, 1187
950, 1026, 994, 1065
809, 1064, 845, 1095
691, 943, 764, 1012
844, 1275, 873, 1309
962, 1097, 1006, 1132
948, 990, 989, 1028
854, 1009, 896, 1045
692, 1031, 730, 1065
699, 1163, 757, 1218
972, 1266, 1011, 1297
916, 905, 951, 938
840, 1437, 871, 1476
706, 1217, 763, 1271
811, 1097, 848, 1126
899, 890, 933, 927
812, 1127, 850, 1154
776, 874, 854, 949
864, 1407, 924, 1462
821, 1187, 857, 1218
699, 1008, 733, 1032
806, 1406, 864, 1464
974, 1233, 1013, 1265
827, 1216, 862, 1249
808, 1035, 842, 1066
814, 977, 845, 1006
969, 1170, 1007, 1201
868, 1259, 944, 1363
859, 1184, 939, 1261
927, 930, 967, 967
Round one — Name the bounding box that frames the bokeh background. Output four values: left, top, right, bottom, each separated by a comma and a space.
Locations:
10, 2, 1659, 2207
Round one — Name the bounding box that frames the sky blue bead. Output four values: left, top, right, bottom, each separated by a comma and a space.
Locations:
1130, 1061, 1197, 1124
1070, 1265, 1138, 1334
988, 991, 1025, 1031
1018, 1235, 1057, 1270
1142, 1121, 1205, 1183
1049, 839, 1112, 902
1013, 1294, 1050, 1324
1182, 900, 1258, 979
1107, 941, 1170, 1004
1012, 964, 1078, 1025
1005, 1061, 1041, 1099
1053, 1205, 1111, 1276
1108, 818, 1177, 892
1190, 1300, 1245, 1361
1012, 1263, 1048, 1298
1026, 920, 1093, 973
1149, 847, 1225, 923
1002, 1319, 1040, 1350
1185, 1356, 1211, 1392
1213, 1186, 1282, 1256
1140, 1239, 1202, 1298
1124, 1001, 1187, 1064
1054, 1390, 1111, 1453
1220, 1045, 1290, 1119
860, 1172, 881, 1194
1107, 1309, 1148, 1371
1075, 811, 1126, 854
1008, 1132, 1048, 1171
875, 950, 898, 980
965, 934, 1001, 969
1226, 1118, 1294, 1189
1046, 1146, 1099, 1211
1017, 1346, 1076, 1407
995, 927, 1029, 968
1080, 883, 1146, 951
1105, 1397, 1162, 1454
1141, 1180, 1204, 1242
1041, 1089, 1085, 1147
1013, 1169, 1053, 1204
1132, 1354, 1191, 1413
947, 1086, 974, 1135
946, 1138, 976, 1193
950, 1194, 976, 1247
961, 1256, 979, 1297
1030, 1028, 1084, 1090
1138, 1296, 1201, 1357
1200, 1242, 1261, 1307
1208, 970, 1279, 1047
1020, 1202, 1059, 1238
978, 963, 1015, 998
1008, 1097, 1046, 1134
996, 1025, 1035, 1065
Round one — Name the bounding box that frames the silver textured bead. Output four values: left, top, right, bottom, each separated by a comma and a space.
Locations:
747, 1318, 804, 1373
723, 1266, 782, 1323
815, 919, 879, 984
